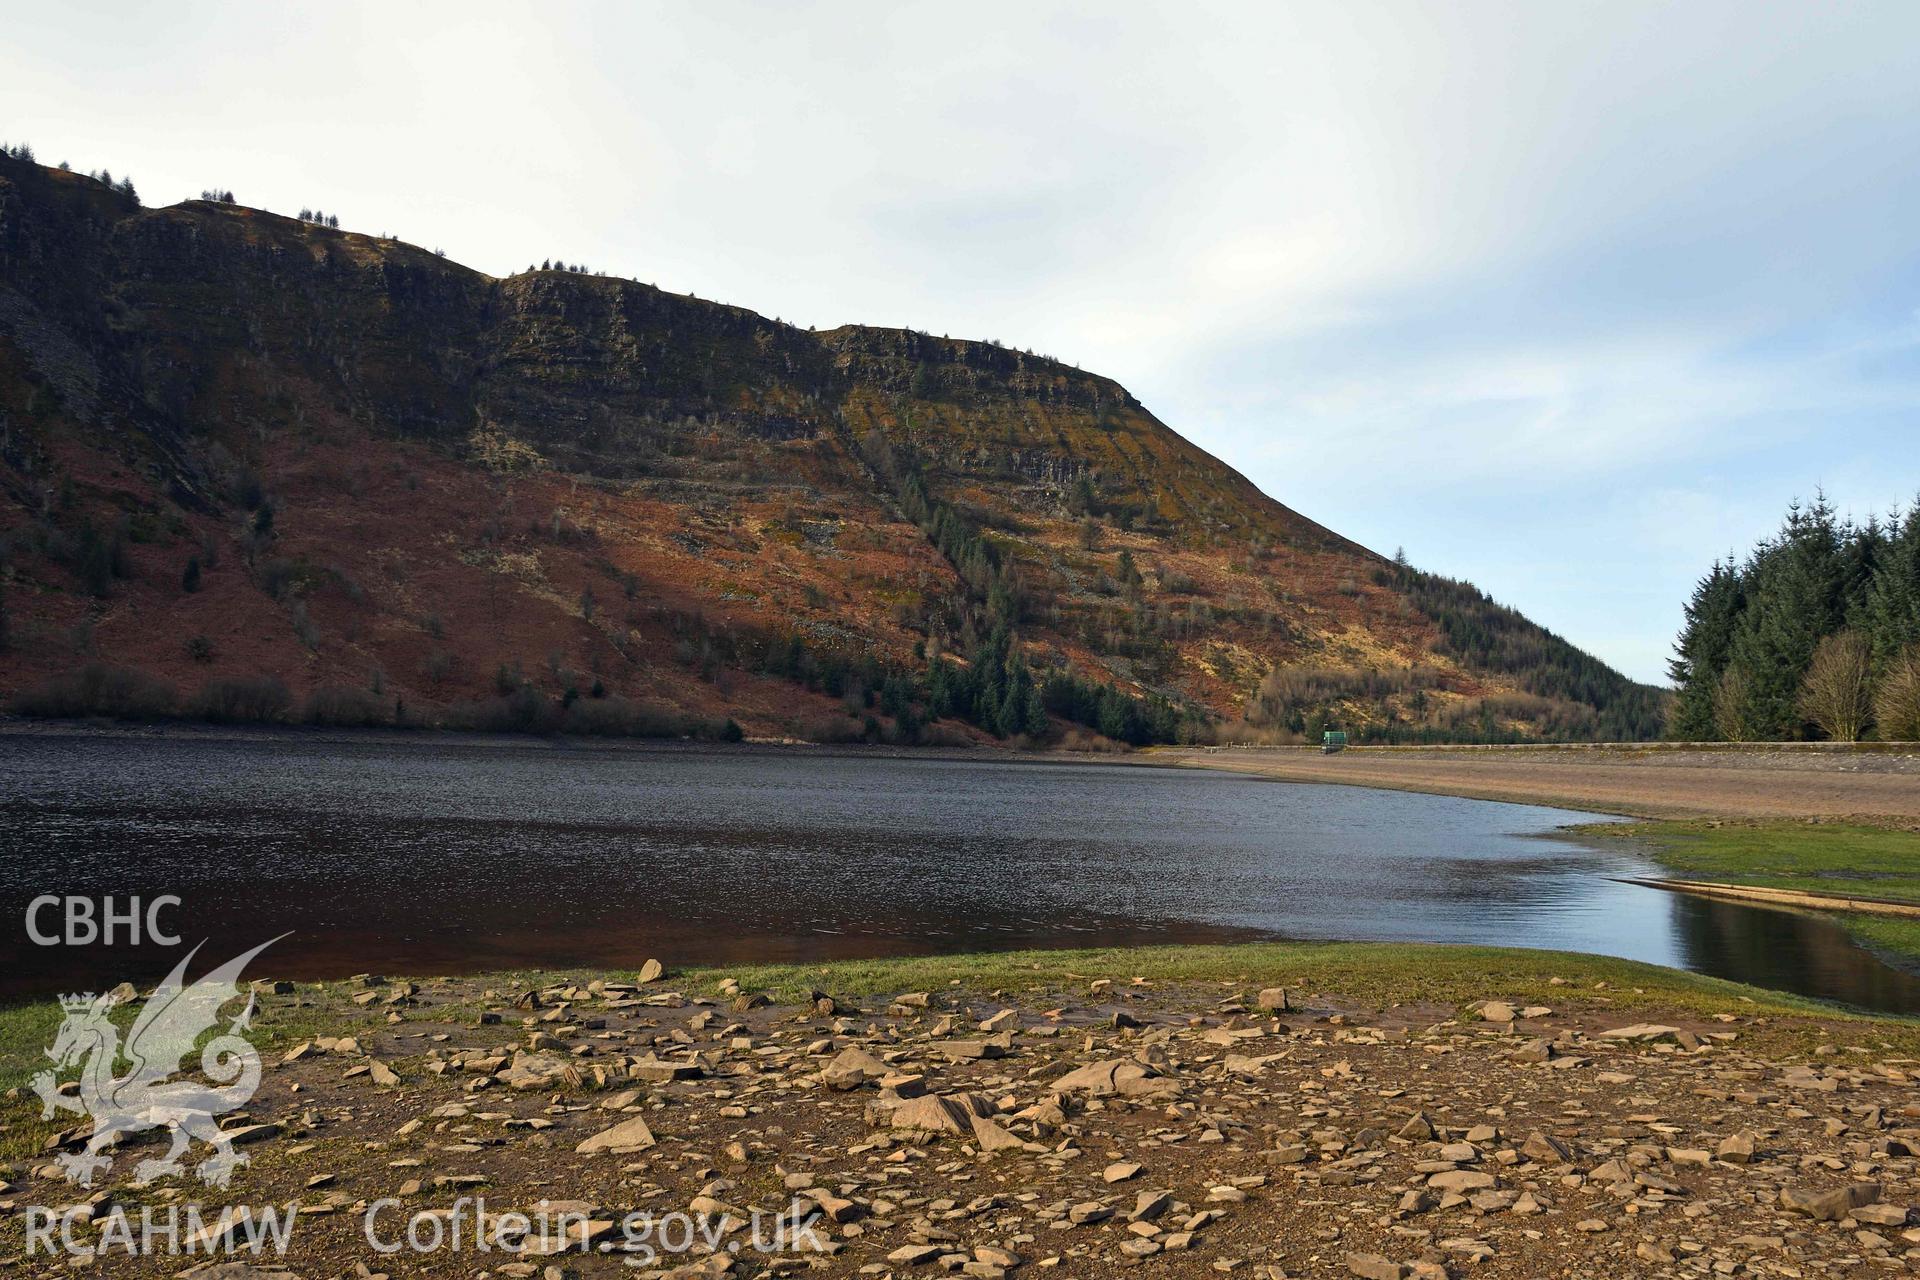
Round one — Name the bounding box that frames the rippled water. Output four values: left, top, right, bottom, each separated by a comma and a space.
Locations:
3, 731, 1916, 1012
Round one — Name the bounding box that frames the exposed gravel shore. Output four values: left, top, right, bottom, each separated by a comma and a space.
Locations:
1155, 745, 1920, 823
8, 966, 1920, 1279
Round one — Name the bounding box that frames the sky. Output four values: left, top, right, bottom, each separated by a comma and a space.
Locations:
4, 1, 1918, 684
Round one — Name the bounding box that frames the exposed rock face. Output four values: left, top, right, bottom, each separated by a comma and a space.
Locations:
0, 156, 1317, 539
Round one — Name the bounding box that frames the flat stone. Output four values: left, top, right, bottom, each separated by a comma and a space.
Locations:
1596, 1023, 1682, 1042
629, 1058, 701, 1083
1781, 1182, 1880, 1221
888, 1244, 943, 1265
880, 1071, 927, 1097
970, 1114, 1025, 1153
1346, 1253, 1408, 1280
1588, 1158, 1631, 1184
1520, 1133, 1570, 1164
1131, 1191, 1172, 1222
821, 1046, 890, 1090
887, 1093, 989, 1135
1050, 1058, 1179, 1099
1853, 1204, 1912, 1227
574, 1115, 656, 1155
1428, 1170, 1497, 1192
1396, 1190, 1436, 1218
1717, 1131, 1756, 1163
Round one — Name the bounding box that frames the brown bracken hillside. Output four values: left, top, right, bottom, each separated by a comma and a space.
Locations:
0, 152, 1665, 745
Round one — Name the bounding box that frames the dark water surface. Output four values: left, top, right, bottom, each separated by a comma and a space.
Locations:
3, 732, 1918, 1012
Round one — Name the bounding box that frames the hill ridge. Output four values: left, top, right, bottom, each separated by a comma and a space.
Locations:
0, 149, 1664, 744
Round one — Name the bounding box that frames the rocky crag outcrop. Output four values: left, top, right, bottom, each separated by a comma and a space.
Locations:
0, 152, 1662, 742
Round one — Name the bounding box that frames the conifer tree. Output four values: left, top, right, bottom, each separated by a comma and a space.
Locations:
1862, 503, 1920, 665
1670, 493, 1920, 741
1023, 684, 1049, 737
1669, 559, 1744, 739
1724, 497, 1846, 738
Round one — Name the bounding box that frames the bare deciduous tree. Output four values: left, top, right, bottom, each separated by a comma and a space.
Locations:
1798, 630, 1873, 741
1876, 644, 1920, 741
1712, 664, 1754, 741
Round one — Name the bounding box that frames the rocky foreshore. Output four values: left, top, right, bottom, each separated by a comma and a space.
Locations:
6, 969, 1920, 1279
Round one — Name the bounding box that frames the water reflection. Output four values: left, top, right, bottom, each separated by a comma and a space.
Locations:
2, 732, 1917, 1013
1669, 892, 1920, 1012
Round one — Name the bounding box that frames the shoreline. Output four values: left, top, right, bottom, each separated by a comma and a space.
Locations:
11, 716, 1918, 817
1619, 876, 1920, 918
1151, 743, 1920, 824
0, 938, 1896, 1082
11, 721, 1920, 1008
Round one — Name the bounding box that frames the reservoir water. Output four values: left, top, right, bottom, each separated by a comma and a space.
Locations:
3, 731, 1917, 1012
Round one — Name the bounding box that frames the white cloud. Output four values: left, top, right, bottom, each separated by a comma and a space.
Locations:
3, 0, 1918, 683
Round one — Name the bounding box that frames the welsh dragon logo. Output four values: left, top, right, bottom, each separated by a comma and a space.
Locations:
32, 938, 281, 1189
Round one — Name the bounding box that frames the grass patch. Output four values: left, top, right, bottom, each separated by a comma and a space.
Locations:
1576, 818, 1920, 966
477, 942, 1920, 1060
383, 942, 1840, 1022
10, 939, 1915, 1137
0, 994, 360, 1086
671, 941, 1860, 1020
0, 988, 377, 1163
0, 942, 1872, 1075
1584, 819, 1920, 903
0, 1000, 63, 1088
1843, 916, 1920, 968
